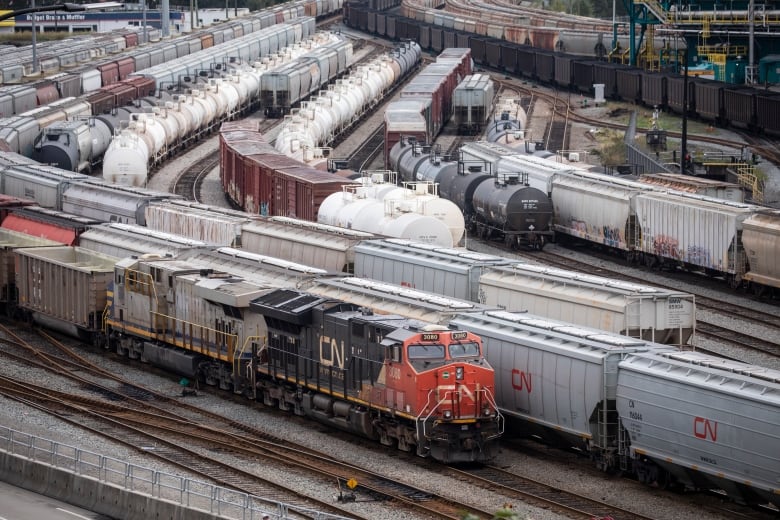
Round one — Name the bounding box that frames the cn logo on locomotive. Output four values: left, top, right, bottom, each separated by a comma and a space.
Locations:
436, 384, 477, 403
318, 335, 345, 368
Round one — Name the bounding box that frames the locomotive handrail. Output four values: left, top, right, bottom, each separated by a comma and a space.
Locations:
480, 387, 505, 437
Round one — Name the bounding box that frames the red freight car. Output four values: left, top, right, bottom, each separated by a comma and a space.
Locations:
219, 122, 357, 219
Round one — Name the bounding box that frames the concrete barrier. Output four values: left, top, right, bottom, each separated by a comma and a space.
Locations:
0, 427, 350, 520
0, 452, 223, 520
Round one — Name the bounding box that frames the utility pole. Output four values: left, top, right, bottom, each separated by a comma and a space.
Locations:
680, 48, 689, 175
31, 0, 38, 75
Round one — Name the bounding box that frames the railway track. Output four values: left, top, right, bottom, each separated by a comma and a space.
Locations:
0, 324, 505, 519
447, 465, 657, 520
0, 376, 355, 520
170, 117, 279, 201
345, 123, 385, 172
172, 154, 220, 201
544, 91, 571, 153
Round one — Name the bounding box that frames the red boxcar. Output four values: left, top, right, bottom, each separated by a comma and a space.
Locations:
219, 122, 356, 219
98, 61, 120, 87
35, 81, 60, 106
117, 57, 136, 81
273, 166, 355, 221
123, 32, 139, 48
120, 76, 155, 99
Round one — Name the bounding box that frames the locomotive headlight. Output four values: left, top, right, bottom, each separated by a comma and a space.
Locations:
456, 366, 464, 380
483, 407, 493, 417
443, 410, 453, 420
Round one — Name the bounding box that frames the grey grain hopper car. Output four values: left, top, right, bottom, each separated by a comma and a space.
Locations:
479, 263, 695, 345
353, 238, 512, 300
177, 247, 329, 288
452, 73, 494, 135
307, 276, 488, 325
458, 141, 576, 196
631, 191, 760, 279
617, 350, 780, 508
61, 182, 179, 226
354, 238, 695, 345
241, 216, 376, 273
741, 209, 780, 292
449, 310, 676, 467
0, 115, 40, 156
78, 223, 208, 260
0, 163, 89, 210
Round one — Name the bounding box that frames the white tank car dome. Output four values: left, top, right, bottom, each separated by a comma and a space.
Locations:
355, 181, 397, 201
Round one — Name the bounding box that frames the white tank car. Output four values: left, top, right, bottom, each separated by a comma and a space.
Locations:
380, 212, 453, 247
32, 118, 112, 174
102, 20, 318, 186
317, 188, 453, 247
274, 41, 422, 165
381, 183, 465, 245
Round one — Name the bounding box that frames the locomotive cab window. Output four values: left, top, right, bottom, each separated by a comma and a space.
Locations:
407, 344, 445, 360
448, 341, 480, 359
